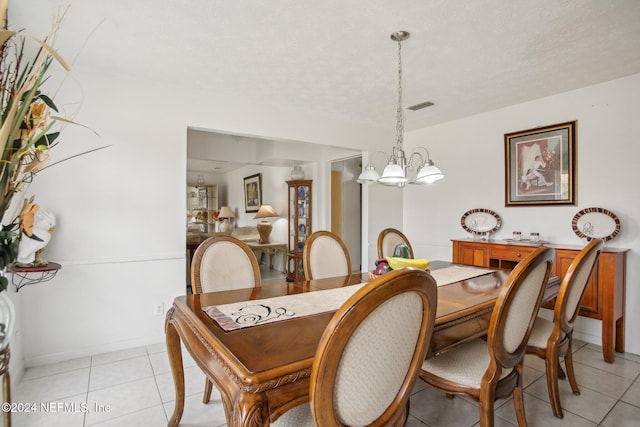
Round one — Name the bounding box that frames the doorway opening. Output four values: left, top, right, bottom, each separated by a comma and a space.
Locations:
331, 156, 362, 273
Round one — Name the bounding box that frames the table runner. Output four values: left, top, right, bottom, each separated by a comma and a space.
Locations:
204, 265, 495, 331
428, 265, 495, 287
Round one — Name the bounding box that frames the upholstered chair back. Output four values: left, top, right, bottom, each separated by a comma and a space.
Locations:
561, 239, 603, 327
377, 228, 414, 259
303, 231, 351, 280
191, 235, 261, 294
332, 292, 425, 424
272, 269, 437, 427
489, 246, 555, 369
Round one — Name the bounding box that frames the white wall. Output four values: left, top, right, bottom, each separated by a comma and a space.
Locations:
399, 73, 640, 354
362, 181, 404, 270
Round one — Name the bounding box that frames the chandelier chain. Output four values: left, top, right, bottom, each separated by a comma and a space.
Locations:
395, 39, 404, 149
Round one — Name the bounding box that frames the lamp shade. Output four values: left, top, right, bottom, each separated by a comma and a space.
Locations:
357, 164, 381, 184
219, 206, 235, 218
254, 205, 279, 219
378, 163, 407, 184
416, 163, 445, 184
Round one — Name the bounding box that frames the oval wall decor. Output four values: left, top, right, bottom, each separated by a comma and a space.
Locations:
460, 208, 502, 235
571, 207, 620, 242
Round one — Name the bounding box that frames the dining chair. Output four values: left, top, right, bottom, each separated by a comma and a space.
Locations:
303, 230, 352, 280
377, 228, 414, 259
271, 268, 438, 427
526, 238, 604, 418
418, 246, 555, 427
190, 235, 261, 403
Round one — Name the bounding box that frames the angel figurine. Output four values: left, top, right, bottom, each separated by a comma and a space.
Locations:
16, 197, 56, 266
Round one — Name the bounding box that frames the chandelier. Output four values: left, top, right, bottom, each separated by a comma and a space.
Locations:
357, 31, 445, 187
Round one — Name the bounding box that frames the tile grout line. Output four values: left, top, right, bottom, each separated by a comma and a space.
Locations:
83, 356, 93, 427
148, 346, 170, 424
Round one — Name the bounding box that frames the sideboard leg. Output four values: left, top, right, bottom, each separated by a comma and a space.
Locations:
602, 321, 615, 363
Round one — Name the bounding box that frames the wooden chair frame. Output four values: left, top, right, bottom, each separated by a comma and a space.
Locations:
190, 234, 261, 403
303, 230, 352, 280
526, 238, 604, 418
419, 246, 555, 427
309, 269, 438, 427
377, 228, 415, 259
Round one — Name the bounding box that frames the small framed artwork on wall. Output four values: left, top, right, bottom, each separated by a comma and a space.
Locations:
505, 121, 576, 206
244, 173, 262, 213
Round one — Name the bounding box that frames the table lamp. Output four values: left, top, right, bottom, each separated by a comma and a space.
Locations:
254, 205, 279, 243
218, 206, 235, 233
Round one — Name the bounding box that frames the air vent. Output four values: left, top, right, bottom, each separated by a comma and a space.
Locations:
407, 101, 434, 111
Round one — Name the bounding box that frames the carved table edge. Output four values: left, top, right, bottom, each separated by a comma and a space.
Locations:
166, 305, 311, 394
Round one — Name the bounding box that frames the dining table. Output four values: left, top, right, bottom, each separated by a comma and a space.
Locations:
165, 261, 560, 427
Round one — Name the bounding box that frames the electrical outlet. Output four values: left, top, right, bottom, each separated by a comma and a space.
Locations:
154, 303, 163, 316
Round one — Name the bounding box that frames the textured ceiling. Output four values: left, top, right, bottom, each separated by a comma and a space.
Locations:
12, 0, 640, 168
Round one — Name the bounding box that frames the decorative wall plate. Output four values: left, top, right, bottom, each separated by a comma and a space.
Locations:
572, 207, 620, 241
461, 208, 502, 235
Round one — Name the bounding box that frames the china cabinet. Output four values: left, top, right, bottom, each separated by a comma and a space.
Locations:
187, 185, 218, 232
451, 238, 628, 362
286, 180, 312, 281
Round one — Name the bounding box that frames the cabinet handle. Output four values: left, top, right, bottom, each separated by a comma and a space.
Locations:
516, 253, 522, 257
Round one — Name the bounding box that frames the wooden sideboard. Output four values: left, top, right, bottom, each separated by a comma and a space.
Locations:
451, 238, 628, 363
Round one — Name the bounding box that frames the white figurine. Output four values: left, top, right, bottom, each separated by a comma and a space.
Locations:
17, 205, 56, 266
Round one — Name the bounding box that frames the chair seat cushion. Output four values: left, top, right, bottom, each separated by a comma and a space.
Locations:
527, 316, 557, 348
271, 403, 314, 427
421, 339, 512, 389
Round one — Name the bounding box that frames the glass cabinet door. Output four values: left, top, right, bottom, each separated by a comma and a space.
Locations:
289, 186, 295, 251
287, 180, 312, 281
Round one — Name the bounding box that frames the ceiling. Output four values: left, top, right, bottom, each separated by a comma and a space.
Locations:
16, 0, 640, 172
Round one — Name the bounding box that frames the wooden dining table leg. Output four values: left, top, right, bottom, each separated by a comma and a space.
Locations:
166, 311, 185, 427
230, 391, 270, 427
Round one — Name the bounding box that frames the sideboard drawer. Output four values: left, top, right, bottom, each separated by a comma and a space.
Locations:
490, 246, 536, 261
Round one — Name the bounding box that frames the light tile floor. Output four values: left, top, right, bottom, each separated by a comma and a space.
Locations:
11, 339, 640, 426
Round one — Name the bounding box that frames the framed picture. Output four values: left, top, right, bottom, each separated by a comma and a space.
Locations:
505, 121, 576, 206
243, 173, 262, 213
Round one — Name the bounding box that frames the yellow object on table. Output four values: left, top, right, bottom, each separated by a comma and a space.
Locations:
386, 257, 430, 270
